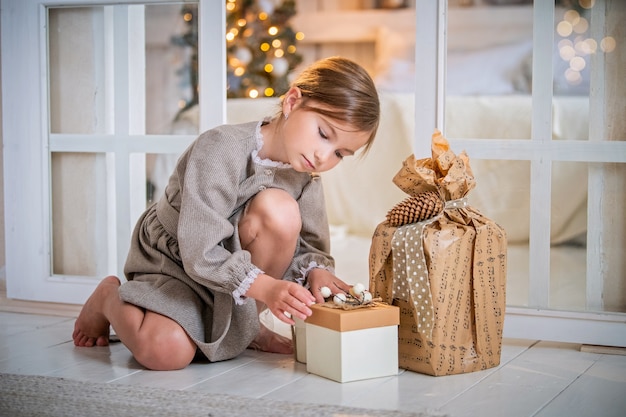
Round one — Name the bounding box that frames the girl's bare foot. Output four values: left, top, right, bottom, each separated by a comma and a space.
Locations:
72, 276, 121, 347
248, 324, 293, 354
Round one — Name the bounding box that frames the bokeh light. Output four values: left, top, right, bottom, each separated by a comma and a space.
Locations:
601, 36, 616, 53
555, 1, 618, 88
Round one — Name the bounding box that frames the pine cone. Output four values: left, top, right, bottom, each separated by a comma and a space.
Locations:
386, 191, 444, 227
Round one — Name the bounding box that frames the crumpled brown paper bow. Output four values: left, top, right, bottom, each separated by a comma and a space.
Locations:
392, 129, 476, 201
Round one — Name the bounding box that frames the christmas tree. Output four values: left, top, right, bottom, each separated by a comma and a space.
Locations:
226, 0, 303, 98
172, 0, 303, 111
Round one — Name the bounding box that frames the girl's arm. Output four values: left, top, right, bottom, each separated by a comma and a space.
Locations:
287, 176, 352, 303
176, 126, 261, 300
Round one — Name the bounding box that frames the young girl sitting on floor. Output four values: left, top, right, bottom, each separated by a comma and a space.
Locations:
72, 56, 380, 371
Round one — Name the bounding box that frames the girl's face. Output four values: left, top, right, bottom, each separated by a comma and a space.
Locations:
278, 88, 370, 173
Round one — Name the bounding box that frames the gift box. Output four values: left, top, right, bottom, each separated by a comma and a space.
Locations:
304, 303, 399, 383
369, 130, 507, 376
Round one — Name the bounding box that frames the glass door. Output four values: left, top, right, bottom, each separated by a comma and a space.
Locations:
1, 0, 224, 304
414, 0, 625, 346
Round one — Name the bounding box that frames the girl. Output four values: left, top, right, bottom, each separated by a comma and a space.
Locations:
72, 56, 380, 371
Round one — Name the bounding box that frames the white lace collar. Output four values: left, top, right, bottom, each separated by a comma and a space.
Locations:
251, 119, 291, 169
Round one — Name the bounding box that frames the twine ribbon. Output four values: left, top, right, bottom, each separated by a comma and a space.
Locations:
390, 197, 468, 338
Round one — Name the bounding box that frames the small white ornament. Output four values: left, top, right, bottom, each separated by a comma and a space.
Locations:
271, 57, 289, 77
257, 0, 275, 14
333, 293, 347, 305
350, 283, 365, 297
320, 286, 332, 299
361, 290, 373, 304
233, 46, 252, 66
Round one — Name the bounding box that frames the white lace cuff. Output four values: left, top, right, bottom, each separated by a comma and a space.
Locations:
298, 261, 335, 288
232, 267, 263, 305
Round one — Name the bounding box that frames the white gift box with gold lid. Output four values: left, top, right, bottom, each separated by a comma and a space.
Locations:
303, 303, 400, 383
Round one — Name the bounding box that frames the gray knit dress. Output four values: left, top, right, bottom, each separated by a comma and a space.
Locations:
119, 121, 334, 362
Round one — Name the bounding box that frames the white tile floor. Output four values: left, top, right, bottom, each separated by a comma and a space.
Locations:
1, 311, 625, 417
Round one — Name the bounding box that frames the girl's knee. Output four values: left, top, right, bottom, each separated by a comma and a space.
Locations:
251, 189, 302, 235
133, 327, 196, 371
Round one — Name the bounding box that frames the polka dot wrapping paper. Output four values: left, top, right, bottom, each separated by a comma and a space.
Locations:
369, 130, 507, 376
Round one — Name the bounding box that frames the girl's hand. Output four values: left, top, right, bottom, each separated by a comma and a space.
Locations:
245, 274, 315, 325
307, 268, 351, 304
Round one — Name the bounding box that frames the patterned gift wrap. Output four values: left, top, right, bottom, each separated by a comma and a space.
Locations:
369, 130, 507, 376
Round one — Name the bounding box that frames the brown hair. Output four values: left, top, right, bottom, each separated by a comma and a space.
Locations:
283, 56, 380, 155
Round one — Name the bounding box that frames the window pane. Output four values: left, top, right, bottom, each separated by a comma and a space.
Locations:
51, 152, 110, 276
467, 159, 531, 307
549, 244, 586, 311
443, 3, 532, 138
554, 5, 592, 99
507, 245, 530, 307
145, 3, 199, 135
549, 160, 626, 314
48, 7, 109, 135
146, 152, 181, 206
550, 161, 587, 311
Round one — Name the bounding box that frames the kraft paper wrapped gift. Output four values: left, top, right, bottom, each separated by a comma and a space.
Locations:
304, 303, 400, 383
369, 130, 507, 376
